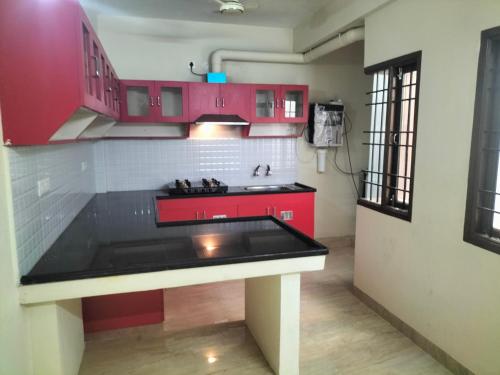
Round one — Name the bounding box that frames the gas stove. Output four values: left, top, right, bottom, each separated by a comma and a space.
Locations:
167, 178, 228, 195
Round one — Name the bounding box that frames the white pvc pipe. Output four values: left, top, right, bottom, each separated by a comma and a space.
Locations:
210, 27, 364, 72
210, 50, 305, 72
303, 27, 365, 63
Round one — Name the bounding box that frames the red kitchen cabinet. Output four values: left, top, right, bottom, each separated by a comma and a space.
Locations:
188, 83, 220, 122
188, 83, 251, 122
0, 0, 119, 145
204, 205, 238, 220
157, 81, 190, 123
236, 193, 314, 237
157, 192, 315, 237
157, 197, 239, 222
280, 85, 309, 123
250, 84, 281, 123
121, 81, 190, 123
269, 193, 315, 237
250, 84, 309, 124
120, 80, 158, 122
220, 84, 251, 120
238, 203, 270, 217
82, 290, 164, 333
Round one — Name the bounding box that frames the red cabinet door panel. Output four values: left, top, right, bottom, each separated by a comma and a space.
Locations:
220, 83, 251, 120
270, 193, 315, 237
238, 203, 270, 217
82, 290, 164, 333
204, 205, 238, 220
120, 80, 158, 122
188, 82, 220, 122
158, 207, 199, 222
250, 84, 280, 123
279, 85, 309, 123
156, 81, 189, 123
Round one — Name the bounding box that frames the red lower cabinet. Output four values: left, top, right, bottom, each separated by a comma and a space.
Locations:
157, 192, 315, 237
82, 290, 164, 333
235, 193, 315, 237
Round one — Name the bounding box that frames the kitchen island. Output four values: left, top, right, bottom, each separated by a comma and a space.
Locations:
19, 191, 328, 375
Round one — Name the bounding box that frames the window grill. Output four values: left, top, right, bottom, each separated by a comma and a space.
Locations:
359, 52, 421, 221
464, 26, 500, 254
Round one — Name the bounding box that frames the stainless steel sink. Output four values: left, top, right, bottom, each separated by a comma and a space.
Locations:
244, 185, 291, 191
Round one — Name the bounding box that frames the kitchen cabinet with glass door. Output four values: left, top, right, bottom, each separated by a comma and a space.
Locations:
120, 80, 189, 123
250, 84, 308, 124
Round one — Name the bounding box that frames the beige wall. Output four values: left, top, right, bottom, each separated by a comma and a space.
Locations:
0, 131, 32, 373
355, 0, 500, 373
95, 15, 369, 238
293, 0, 392, 52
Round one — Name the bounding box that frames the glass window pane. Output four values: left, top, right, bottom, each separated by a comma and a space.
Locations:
161, 87, 183, 117
284, 90, 303, 118
126, 87, 150, 117
255, 90, 274, 118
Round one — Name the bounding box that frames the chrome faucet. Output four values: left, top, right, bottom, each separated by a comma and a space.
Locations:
266, 164, 272, 176
253, 164, 262, 176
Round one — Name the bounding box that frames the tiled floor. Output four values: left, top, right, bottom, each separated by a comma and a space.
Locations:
79, 239, 451, 375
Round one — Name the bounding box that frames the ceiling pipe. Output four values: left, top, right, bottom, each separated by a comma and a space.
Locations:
210, 27, 364, 72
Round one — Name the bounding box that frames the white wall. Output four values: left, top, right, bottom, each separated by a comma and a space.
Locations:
94, 14, 369, 238
355, 1, 500, 373
0, 134, 33, 375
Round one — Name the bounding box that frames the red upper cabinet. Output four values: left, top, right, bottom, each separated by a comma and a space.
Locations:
0, 0, 119, 145
188, 83, 252, 122
121, 81, 189, 123
220, 84, 251, 120
188, 83, 220, 122
250, 84, 281, 123
120, 80, 158, 122
77, 7, 119, 120
250, 84, 309, 124
279, 85, 309, 123
157, 81, 189, 123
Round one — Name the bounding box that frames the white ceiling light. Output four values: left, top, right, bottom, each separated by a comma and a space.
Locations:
218, 1, 245, 14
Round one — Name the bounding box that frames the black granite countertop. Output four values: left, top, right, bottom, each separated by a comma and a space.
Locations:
21, 190, 327, 285
156, 182, 316, 200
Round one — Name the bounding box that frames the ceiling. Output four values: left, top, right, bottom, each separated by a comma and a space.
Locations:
79, 0, 336, 28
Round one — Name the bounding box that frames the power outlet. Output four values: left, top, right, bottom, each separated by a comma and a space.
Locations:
37, 177, 50, 197
280, 211, 294, 221
81, 161, 88, 172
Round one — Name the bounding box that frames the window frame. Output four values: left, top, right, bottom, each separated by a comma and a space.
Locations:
464, 26, 500, 255
358, 51, 422, 222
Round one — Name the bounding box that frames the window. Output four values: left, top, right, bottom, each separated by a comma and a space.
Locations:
464, 26, 500, 254
359, 51, 421, 221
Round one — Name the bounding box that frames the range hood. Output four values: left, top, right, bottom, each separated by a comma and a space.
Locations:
195, 114, 249, 126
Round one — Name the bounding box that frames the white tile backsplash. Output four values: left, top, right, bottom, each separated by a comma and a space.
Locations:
94, 139, 297, 192
8, 143, 96, 275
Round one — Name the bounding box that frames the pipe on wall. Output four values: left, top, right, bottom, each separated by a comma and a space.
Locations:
210, 27, 365, 72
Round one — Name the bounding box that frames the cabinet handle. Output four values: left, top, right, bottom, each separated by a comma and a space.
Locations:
275, 98, 279, 108
149, 96, 154, 107
216, 97, 219, 107
196, 211, 199, 220
273, 207, 277, 217
266, 207, 270, 215
282, 99, 285, 109
203, 210, 207, 219
157, 96, 161, 106
221, 97, 225, 108
91, 56, 100, 77
106, 87, 112, 92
